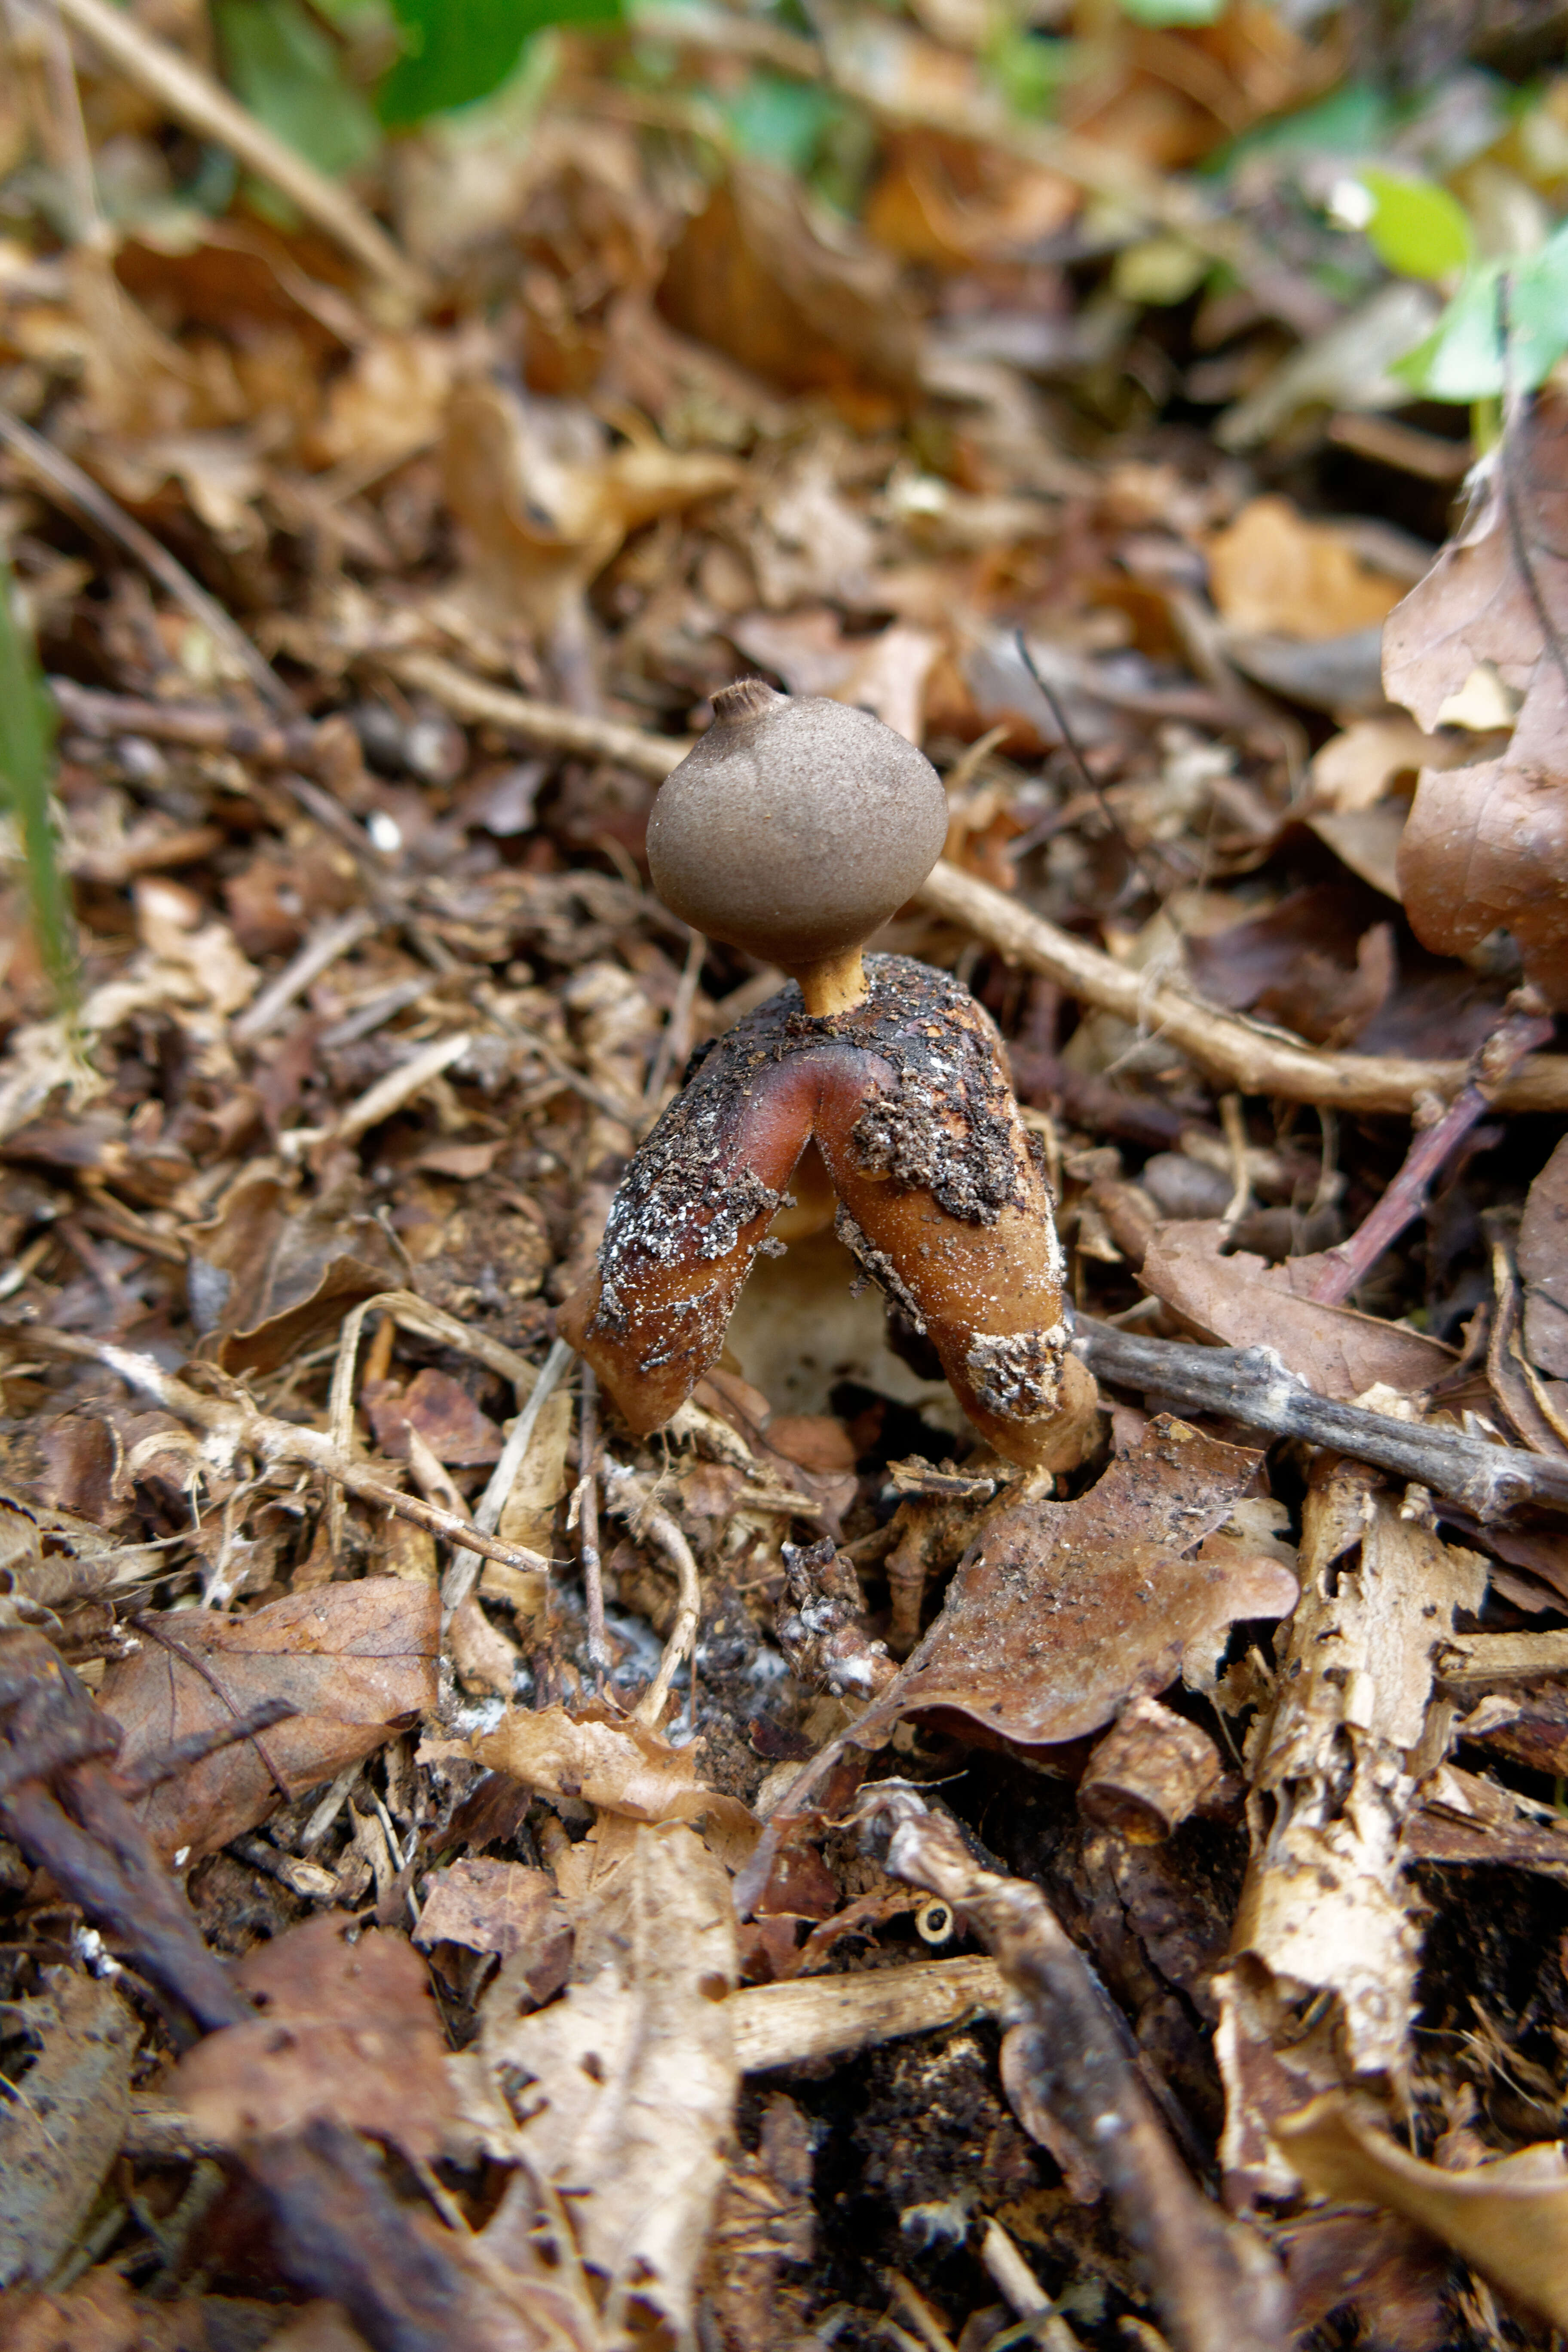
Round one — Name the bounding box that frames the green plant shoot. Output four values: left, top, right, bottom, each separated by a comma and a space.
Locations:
0, 563, 76, 1009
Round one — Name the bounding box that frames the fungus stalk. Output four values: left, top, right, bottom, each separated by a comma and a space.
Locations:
561, 682, 1099, 1471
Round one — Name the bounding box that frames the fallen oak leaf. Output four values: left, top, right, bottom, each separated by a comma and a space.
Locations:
1276, 2092, 1568, 2332
1137, 1220, 1455, 1402
1384, 397, 1568, 1005
101, 1578, 438, 1862
860, 1415, 1295, 1750
464, 1816, 738, 2344
420, 1700, 758, 1868
172, 1915, 457, 2160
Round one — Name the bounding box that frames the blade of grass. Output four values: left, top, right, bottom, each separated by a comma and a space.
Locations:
0, 560, 77, 1009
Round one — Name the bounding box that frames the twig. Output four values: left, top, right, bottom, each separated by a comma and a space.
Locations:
576, 1364, 609, 1679
113, 1695, 298, 1798
1071, 1316, 1568, 1516
1014, 628, 1166, 905
600, 1458, 701, 1724
441, 1335, 574, 1616
390, 650, 688, 781
50, 0, 426, 308
48, 677, 318, 763
284, 1031, 472, 1156
9, 1323, 551, 1576
0, 407, 288, 708
866, 1791, 1288, 2352
1308, 996, 1555, 1305
915, 860, 1568, 1115
394, 655, 1568, 1115
232, 908, 379, 1045
640, 925, 704, 1118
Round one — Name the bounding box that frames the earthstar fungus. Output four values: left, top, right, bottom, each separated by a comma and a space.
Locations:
560, 681, 1096, 1470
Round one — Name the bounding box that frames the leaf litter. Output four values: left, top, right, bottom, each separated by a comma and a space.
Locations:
6, 5, 1568, 2349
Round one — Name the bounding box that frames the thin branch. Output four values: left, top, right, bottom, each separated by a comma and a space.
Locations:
1071, 1315, 1568, 1516
397, 653, 1568, 1115
0, 407, 287, 707
867, 1791, 1288, 2352
390, 651, 687, 781
1308, 996, 1553, 1305
916, 859, 1568, 1115
9, 1324, 552, 1576
51, 0, 426, 308
576, 1364, 609, 1680
600, 1458, 701, 1724
441, 1335, 574, 1616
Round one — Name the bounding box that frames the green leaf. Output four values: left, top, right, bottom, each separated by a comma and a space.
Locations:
1394, 264, 1504, 399
212, 0, 380, 178
1356, 168, 1472, 281
987, 28, 1083, 118
1115, 0, 1225, 27
378, 0, 621, 127
0, 566, 75, 1008
1396, 227, 1568, 401
717, 74, 843, 175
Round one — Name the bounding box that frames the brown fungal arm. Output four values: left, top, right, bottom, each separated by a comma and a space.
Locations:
808, 962, 1078, 1470
559, 1006, 888, 1434
564, 960, 1086, 1467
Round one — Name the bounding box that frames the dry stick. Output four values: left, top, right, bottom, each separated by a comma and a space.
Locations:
11, 1324, 551, 1576
1308, 997, 1555, 1306
640, 925, 704, 1120
576, 1363, 609, 1679
441, 1335, 574, 1617
600, 1458, 702, 1724
232, 907, 379, 1046
51, 0, 425, 307
47, 677, 317, 763
396, 655, 1568, 1115
1071, 1315, 1568, 1515
0, 408, 287, 709
869, 1792, 1288, 2352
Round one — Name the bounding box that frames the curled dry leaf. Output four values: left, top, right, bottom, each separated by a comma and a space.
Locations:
186, 1169, 409, 1379
442, 383, 743, 639
1138, 1221, 1455, 1401
1519, 1136, 1568, 1378
1218, 1461, 1487, 2203
0, 1972, 137, 2291
414, 1857, 572, 1982
420, 1701, 758, 1867
1277, 2092, 1568, 2332
101, 1578, 438, 1862
172, 1916, 456, 2160
467, 1817, 738, 2343
1384, 399, 1568, 1004
861, 1416, 1295, 1749
1208, 497, 1409, 643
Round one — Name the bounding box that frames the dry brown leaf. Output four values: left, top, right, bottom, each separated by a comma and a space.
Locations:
185, 1169, 409, 1378
1218, 1462, 1486, 2202
1207, 498, 1408, 640
420, 1701, 758, 1865
466, 1815, 738, 2342
0, 1973, 137, 2291
862, 1415, 1294, 1748
660, 164, 922, 416
1139, 1220, 1455, 1400
1520, 1136, 1568, 1378
364, 1368, 503, 1466
1277, 2092, 1568, 2331
726, 610, 942, 743
442, 382, 742, 638
1185, 885, 1395, 1047
134, 878, 257, 1018
101, 1578, 438, 1862
1385, 400, 1568, 1003
172, 1916, 456, 2159
414, 1858, 571, 1976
